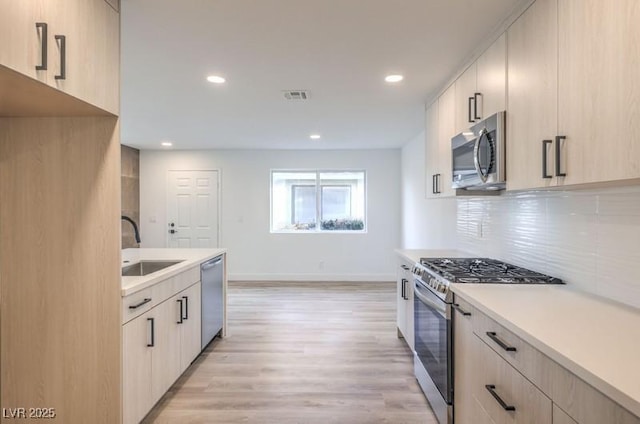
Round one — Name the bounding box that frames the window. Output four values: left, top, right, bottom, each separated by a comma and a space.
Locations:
271, 170, 366, 232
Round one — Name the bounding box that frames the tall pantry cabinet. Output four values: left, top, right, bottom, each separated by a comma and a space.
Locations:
0, 1, 122, 423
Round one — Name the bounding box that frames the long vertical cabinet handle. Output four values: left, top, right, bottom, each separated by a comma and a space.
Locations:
401, 278, 406, 300
35, 23, 48, 70
555, 136, 567, 177
468, 97, 474, 123
542, 140, 553, 179
432, 174, 437, 194
54, 35, 66, 80
147, 318, 155, 347
435, 174, 441, 194
182, 296, 189, 320
474, 93, 482, 120
177, 299, 184, 324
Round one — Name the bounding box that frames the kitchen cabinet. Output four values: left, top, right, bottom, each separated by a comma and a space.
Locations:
453, 292, 640, 424
452, 298, 475, 424
0, 0, 119, 114
454, 34, 507, 135
396, 258, 414, 350
426, 84, 456, 198
122, 271, 203, 424
506, 0, 558, 191
508, 0, 640, 191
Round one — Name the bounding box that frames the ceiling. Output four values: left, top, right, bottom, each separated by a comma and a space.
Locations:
121, 0, 524, 150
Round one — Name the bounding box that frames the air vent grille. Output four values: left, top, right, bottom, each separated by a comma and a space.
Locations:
283, 90, 310, 100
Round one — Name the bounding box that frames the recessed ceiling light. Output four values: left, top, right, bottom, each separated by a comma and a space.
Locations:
206, 75, 226, 84
385, 74, 404, 83
310, 134, 321, 140
161, 141, 173, 147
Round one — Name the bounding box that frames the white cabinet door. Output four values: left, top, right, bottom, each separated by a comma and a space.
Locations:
180, 282, 202, 371
122, 310, 153, 424
396, 263, 408, 339
506, 0, 558, 191
454, 63, 478, 135
437, 84, 456, 197
151, 297, 182, 403
425, 100, 441, 198
476, 33, 506, 120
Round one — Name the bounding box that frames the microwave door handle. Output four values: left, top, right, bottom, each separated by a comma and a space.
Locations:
473, 134, 484, 182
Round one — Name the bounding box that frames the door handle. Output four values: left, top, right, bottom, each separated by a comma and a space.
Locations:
485, 385, 516, 411
147, 318, 155, 347
486, 331, 517, 352
542, 140, 553, 179
468, 97, 474, 123
35, 23, 48, 71
169, 229, 178, 234
54, 35, 66, 80
555, 135, 567, 177
474, 92, 482, 120
182, 296, 189, 320
177, 299, 184, 324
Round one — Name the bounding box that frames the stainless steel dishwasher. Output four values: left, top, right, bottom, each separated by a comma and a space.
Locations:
201, 255, 224, 350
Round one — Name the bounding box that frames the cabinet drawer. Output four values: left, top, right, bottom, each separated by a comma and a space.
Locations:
122, 285, 154, 323
453, 295, 476, 323
473, 335, 552, 424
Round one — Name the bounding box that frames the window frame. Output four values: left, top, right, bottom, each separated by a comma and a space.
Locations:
270, 169, 367, 234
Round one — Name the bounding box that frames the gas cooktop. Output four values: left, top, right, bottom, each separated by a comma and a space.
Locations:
419, 257, 563, 284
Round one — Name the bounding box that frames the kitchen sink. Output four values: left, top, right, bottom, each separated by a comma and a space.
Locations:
121, 260, 184, 277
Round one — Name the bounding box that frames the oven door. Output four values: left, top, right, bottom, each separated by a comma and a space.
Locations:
413, 279, 452, 405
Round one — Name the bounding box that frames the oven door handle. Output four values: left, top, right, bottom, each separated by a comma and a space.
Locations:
414, 283, 446, 318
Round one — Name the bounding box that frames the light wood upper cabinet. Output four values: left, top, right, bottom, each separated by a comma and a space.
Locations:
557, 0, 640, 186
438, 84, 456, 197
426, 85, 456, 198
454, 34, 507, 136
454, 63, 478, 135
476, 33, 506, 121
506, 0, 558, 191
0, 0, 119, 114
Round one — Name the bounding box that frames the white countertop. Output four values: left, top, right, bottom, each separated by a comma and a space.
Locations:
451, 283, 640, 418
121, 248, 226, 296
395, 248, 470, 264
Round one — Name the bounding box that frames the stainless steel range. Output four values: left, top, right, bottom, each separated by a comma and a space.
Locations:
411, 257, 562, 424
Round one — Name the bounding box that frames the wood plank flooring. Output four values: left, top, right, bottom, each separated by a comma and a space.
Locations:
142, 281, 437, 424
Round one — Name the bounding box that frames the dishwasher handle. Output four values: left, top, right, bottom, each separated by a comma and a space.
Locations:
201, 257, 222, 271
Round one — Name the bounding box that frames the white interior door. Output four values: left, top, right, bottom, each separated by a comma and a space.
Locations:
167, 170, 219, 248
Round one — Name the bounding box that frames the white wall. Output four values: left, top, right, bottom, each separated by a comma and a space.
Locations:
400, 131, 457, 248
457, 186, 640, 309
140, 149, 401, 281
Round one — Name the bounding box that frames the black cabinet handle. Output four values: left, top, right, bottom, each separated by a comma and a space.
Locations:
402, 278, 410, 300
35, 23, 48, 71
452, 303, 471, 316
485, 385, 516, 411
401, 265, 410, 270
129, 298, 152, 309
182, 295, 189, 320
474, 92, 482, 120
468, 97, 474, 123
54, 35, 66, 80
177, 299, 184, 324
435, 174, 441, 194
401, 278, 406, 300
555, 135, 567, 177
432, 174, 436, 194
147, 318, 155, 347
486, 332, 517, 352
542, 140, 552, 179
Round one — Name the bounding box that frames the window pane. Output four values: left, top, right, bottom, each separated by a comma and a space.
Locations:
271, 172, 316, 231
319, 171, 365, 231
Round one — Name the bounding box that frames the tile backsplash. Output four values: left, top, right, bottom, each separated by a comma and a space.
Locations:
457, 185, 640, 309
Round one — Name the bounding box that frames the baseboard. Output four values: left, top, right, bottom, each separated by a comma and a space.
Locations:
228, 273, 395, 282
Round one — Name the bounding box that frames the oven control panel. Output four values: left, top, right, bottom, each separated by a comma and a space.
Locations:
411, 264, 450, 299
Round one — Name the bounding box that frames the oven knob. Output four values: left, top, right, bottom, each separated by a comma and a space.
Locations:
438, 284, 447, 293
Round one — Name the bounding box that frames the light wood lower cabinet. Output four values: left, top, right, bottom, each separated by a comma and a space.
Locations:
454, 294, 640, 424
396, 259, 414, 350
123, 281, 202, 424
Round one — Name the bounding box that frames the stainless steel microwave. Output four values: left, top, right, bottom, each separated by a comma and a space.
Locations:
451, 111, 506, 190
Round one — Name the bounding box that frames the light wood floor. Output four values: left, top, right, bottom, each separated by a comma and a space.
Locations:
142, 281, 437, 424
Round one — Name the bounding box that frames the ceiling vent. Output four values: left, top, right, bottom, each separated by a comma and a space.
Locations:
283, 90, 310, 100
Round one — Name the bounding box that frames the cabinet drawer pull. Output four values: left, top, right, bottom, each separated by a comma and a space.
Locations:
177, 299, 184, 324
486, 332, 517, 352
541, 140, 552, 179
452, 303, 471, 316
474, 92, 482, 120
182, 295, 189, 320
401, 265, 410, 270
35, 23, 48, 71
555, 135, 567, 177
54, 35, 66, 80
485, 384, 516, 411
129, 298, 151, 309
147, 318, 155, 347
